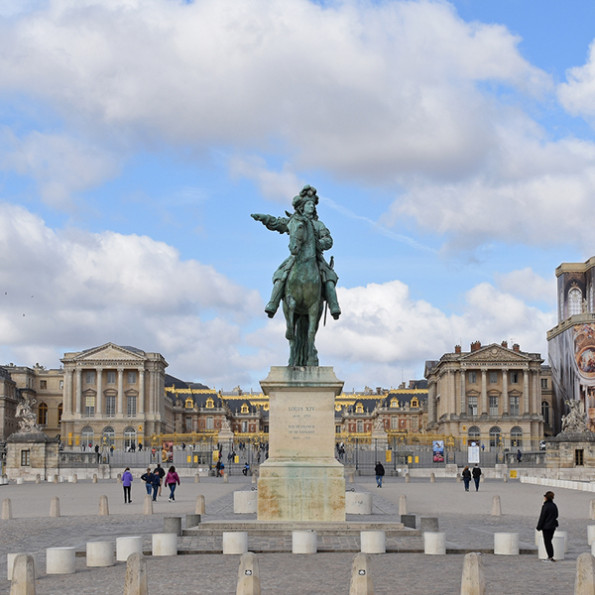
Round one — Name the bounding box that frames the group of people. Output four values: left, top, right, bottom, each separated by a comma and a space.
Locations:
120, 464, 181, 503
461, 464, 482, 492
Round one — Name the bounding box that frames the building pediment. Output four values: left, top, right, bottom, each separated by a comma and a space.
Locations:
461, 344, 533, 364
71, 343, 146, 363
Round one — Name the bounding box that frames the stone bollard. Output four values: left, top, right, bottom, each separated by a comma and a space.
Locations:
52, 474, 58, 483
420, 517, 439, 532
50, 496, 60, 518
538, 532, 565, 560
194, 474, 200, 483
99, 495, 109, 516
460, 552, 485, 595
234, 491, 257, 514
223, 473, 229, 483
588, 525, 595, 546
7, 553, 30, 581
399, 494, 407, 515
423, 532, 446, 555
401, 514, 416, 528
251, 473, 257, 485
223, 532, 248, 555
348, 471, 355, 483
575, 552, 595, 595
92, 474, 98, 484
360, 531, 386, 554
117, 473, 122, 482
143, 495, 153, 515
69, 474, 78, 484
405, 473, 411, 483
46, 546, 76, 574
117, 537, 143, 562
9, 554, 36, 595
237, 551, 261, 595
590, 499, 595, 521
349, 552, 373, 595
503, 475, 508, 483
430, 473, 435, 483
292, 530, 317, 554
16, 478, 23, 485
2, 498, 12, 520
86, 541, 115, 567
345, 492, 372, 515
152, 533, 177, 556
491, 495, 502, 517
494, 533, 519, 555
196, 495, 206, 515
163, 517, 182, 537
35, 475, 41, 484
186, 514, 201, 527
123, 552, 148, 595
58, 476, 65, 483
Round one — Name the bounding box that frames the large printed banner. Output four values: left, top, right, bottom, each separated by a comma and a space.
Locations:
432, 440, 444, 463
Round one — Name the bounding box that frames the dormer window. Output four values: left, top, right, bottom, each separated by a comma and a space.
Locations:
205, 398, 214, 409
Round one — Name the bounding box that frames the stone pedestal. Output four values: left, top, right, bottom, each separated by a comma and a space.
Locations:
257, 366, 345, 522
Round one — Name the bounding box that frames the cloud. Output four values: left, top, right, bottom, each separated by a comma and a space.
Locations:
558, 40, 595, 119
495, 268, 556, 305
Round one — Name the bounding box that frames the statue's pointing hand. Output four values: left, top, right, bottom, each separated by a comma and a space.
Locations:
251, 213, 266, 222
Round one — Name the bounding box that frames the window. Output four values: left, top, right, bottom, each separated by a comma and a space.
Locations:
84, 395, 95, 417
127, 371, 136, 384
489, 426, 501, 448
106, 396, 116, 417
542, 401, 550, 425
241, 420, 247, 432
107, 371, 116, 384
510, 426, 522, 447
541, 378, 548, 390
391, 417, 398, 430
489, 396, 499, 416
81, 426, 93, 447
124, 427, 136, 450
126, 396, 137, 417
509, 396, 520, 416
206, 398, 214, 409
576, 449, 585, 466
410, 397, 419, 408
20, 450, 30, 466
40, 380, 47, 389
510, 371, 519, 384
390, 398, 399, 408
85, 371, 96, 384
206, 417, 214, 430
356, 420, 363, 433
185, 397, 194, 409
355, 403, 364, 414
37, 402, 48, 425
468, 395, 478, 416
468, 371, 477, 384
57, 404, 63, 424
468, 426, 480, 444
569, 287, 582, 316
102, 427, 115, 446
59, 380, 64, 390
489, 371, 498, 384
240, 404, 249, 414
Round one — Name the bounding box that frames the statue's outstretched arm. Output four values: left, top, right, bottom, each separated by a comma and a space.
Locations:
251, 213, 288, 234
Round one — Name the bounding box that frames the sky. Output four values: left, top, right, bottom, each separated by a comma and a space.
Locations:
1, 0, 595, 392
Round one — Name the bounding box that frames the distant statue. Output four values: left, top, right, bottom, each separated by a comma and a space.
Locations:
251, 185, 340, 366
561, 399, 588, 434
16, 394, 39, 433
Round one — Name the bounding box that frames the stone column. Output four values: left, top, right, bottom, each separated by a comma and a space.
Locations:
117, 368, 124, 415
64, 369, 73, 416
449, 370, 456, 418
481, 369, 487, 415
138, 368, 145, 415
428, 381, 436, 425
96, 367, 103, 417
532, 370, 539, 415
460, 368, 466, 416
75, 368, 82, 415
523, 369, 530, 414
502, 369, 509, 415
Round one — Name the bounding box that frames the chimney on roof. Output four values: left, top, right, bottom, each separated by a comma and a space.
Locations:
513, 343, 520, 352
471, 341, 481, 352
454, 345, 462, 354
501, 341, 508, 348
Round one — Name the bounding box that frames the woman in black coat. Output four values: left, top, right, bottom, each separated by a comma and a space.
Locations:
536, 491, 558, 561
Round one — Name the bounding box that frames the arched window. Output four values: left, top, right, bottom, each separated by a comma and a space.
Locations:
240, 404, 249, 414
468, 426, 480, 444
489, 426, 501, 448
37, 402, 48, 426
102, 426, 115, 447
510, 426, 523, 447
569, 286, 582, 316
410, 397, 419, 408
57, 403, 63, 424
185, 397, 194, 409
390, 398, 399, 408
541, 401, 550, 425
355, 403, 364, 414
206, 397, 214, 409
123, 427, 136, 450
81, 426, 94, 448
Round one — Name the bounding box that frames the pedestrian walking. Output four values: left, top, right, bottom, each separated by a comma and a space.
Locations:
122, 467, 133, 503
536, 491, 558, 562
472, 464, 482, 491
165, 465, 181, 502
462, 465, 471, 492
155, 463, 165, 496
140, 467, 153, 495
375, 461, 385, 488
151, 468, 161, 501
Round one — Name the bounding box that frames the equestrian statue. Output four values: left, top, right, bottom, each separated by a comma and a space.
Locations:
251, 185, 341, 366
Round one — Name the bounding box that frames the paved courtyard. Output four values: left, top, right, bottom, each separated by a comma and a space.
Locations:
0, 473, 593, 594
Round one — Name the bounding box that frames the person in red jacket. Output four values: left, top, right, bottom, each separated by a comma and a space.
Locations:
165, 465, 180, 502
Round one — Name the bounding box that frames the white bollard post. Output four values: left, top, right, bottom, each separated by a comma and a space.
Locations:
234, 491, 257, 514
423, 532, 446, 555
237, 551, 261, 595
99, 495, 109, 516
345, 492, 372, 515
491, 495, 502, 516
152, 533, 178, 557
195, 495, 205, 515
194, 474, 200, 483
49, 496, 60, 518
494, 533, 519, 555
223, 532, 248, 555
46, 546, 76, 574
2, 498, 12, 520
7, 553, 28, 581
360, 531, 386, 554
587, 525, 595, 546
430, 473, 435, 483
349, 552, 374, 595
123, 552, 147, 595
9, 554, 36, 593
143, 495, 153, 515
92, 474, 98, 483
575, 552, 595, 595
399, 494, 407, 515
538, 532, 565, 560
15, 478, 23, 485
292, 530, 317, 554
86, 541, 115, 567
116, 536, 143, 562
460, 552, 485, 595
590, 500, 595, 521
